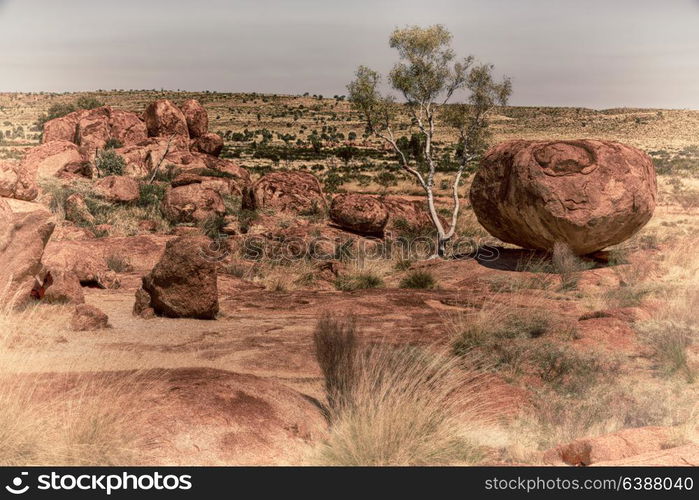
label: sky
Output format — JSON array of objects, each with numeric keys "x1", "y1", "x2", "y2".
[{"x1": 0, "y1": 0, "x2": 697, "y2": 109}]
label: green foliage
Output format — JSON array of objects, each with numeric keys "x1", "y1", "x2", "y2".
[
  {"x1": 95, "y1": 149, "x2": 126, "y2": 176},
  {"x1": 200, "y1": 214, "x2": 227, "y2": 239},
  {"x1": 104, "y1": 138, "x2": 123, "y2": 150},
  {"x1": 75, "y1": 95, "x2": 104, "y2": 110},
  {"x1": 138, "y1": 183, "x2": 166, "y2": 207}
]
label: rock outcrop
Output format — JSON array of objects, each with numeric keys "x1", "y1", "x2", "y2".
[
  {"x1": 144, "y1": 99, "x2": 189, "y2": 139},
  {"x1": 470, "y1": 139, "x2": 657, "y2": 254},
  {"x1": 0, "y1": 161, "x2": 38, "y2": 201}
]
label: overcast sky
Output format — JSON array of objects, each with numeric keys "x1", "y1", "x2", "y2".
[{"x1": 0, "y1": 0, "x2": 697, "y2": 109}]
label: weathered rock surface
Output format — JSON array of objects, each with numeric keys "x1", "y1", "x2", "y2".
[
  {"x1": 42, "y1": 271, "x2": 85, "y2": 304},
  {"x1": 542, "y1": 426, "x2": 674, "y2": 466},
  {"x1": 470, "y1": 139, "x2": 657, "y2": 254},
  {"x1": 42, "y1": 106, "x2": 147, "y2": 149},
  {"x1": 179, "y1": 99, "x2": 209, "y2": 138},
  {"x1": 190, "y1": 132, "x2": 223, "y2": 156},
  {"x1": 21, "y1": 140, "x2": 84, "y2": 179},
  {"x1": 0, "y1": 199, "x2": 55, "y2": 305},
  {"x1": 137, "y1": 235, "x2": 219, "y2": 319},
  {"x1": 329, "y1": 193, "x2": 389, "y2": 236},
  {"x1": 162, "y1": 183, "x2": 226, "y2": 223},
  {"x1": 144, "y1": 99, "x2": 189, "y2": 138},
  {"x1": 0, "y1": 161, "x2": 38, "y2": 201},
  {"x1": 94, "y1": 175, "x2": 140, "y2": 203},
  {"x1": 243, "y1": 171, "x2": 326, "y2": 214}
]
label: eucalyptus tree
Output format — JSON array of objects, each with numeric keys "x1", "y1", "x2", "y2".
[{"x1": 347, "y1": 25, "x2": 511, "y2": 257}]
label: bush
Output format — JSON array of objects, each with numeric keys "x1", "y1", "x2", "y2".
[
  {"x1": 399, "y1": 270, "x2": 436, "y2": 289},
  {"x1": 137, "y1": 183, "x2": 166, "y2": 207},
  {"x1": 104, "y1": 138, "x2": 123, "y2": 150},
  {"x1": 551, "y1": 242, "x2": 593, "y2": 291},
  {"x1": 334, "y1": 272, "x2": 384, "y2": 291},
  {"x1": 75, "y1": 95, "x2": 104, "y2": 110},
  {"x1": 313, "y1": 314, "x2": 358, "y2": 412},
  {"x1": 314, "y1": 315, "x2": 489, "y2": 465},
  {"x1": 636, "y1": 320, "x2": 695, "y2": 381},
  {"x1": 106, "y1": 254, "x2": 132, "y2": 273},
  {"x1": 95, "y1": 150, "x2": 125, "y2": 177}
]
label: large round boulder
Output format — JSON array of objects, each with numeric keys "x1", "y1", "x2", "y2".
[
  {"x1": 179, "y1": 99, "x2": 209, "y2": 138},
  {"x1": 243, "y1": 171, "x2": 326, "y2": 214},
  {"x1": 144, "y1": 99, "x2": 189, "y2": 138},
  {"x1": 137, "y1": 235, "x2": 219, "y2": 319},
  {"x1": 329, "y1": 193, "x2": 389, "y2": 236},
  {"x1": 469, "y1": 139, "x2": 657, "y2": 254}
]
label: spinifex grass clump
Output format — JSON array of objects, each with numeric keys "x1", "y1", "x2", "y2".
[{"x1": 313, "y1": 314, "x2": 491, "y2": 465}]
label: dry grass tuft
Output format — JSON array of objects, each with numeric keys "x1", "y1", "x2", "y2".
[
  {"x1": 313, "y1": 314, "x2": 491, "y2": 465},
  {"x1": 0, "y1": 283, "x2": 153, "y2": 465}
]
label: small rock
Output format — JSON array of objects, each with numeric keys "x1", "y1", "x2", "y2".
[{"x1": 70, "y1": 304, "x2": 109, "y2": 331}]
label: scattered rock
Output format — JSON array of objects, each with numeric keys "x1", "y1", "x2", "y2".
[
  {"x1": 133, "y1": 287, "x2": 155, "y2": 319},
  {"x1": 330, "y1": 193, "x2": 389, "y2": 236},
  {"x1": 94, "y1": 175, "x2": 140, "y2": 203},
  {"x1": 144, "y1": 99, "x2": 189, "y2": 138},
  {"x1": 70, "y1": 304, "x2": 109, "y2": 331},
  {"x1": 243, "y1": 171, "x2": 326, "y2": 214},
  {"x1": 543, "y1": 426, "x2": 674, "y2": 466},
  {"x1": 470, "y1": 139, "x2": 657, "y2": 254},
  {"x1": 179, "y1": 99, "x2": 209, "y2": 138},
  {"x1": 138, "y1": 235, "x2": 219, "y2": 319}
]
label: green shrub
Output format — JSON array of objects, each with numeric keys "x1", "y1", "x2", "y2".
[
  {"x1": 95, "y1": 150, "x2": 126, "y2": 176},
  {"x1": 104, "y1": 138, "x2": 123, "y2": 150},
  {"x1": 138, "y1": 183, "x2": 166, "y2": 207},
  {"x1": 75, "y1": 95, "x2": 104, "y2": 110}
]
